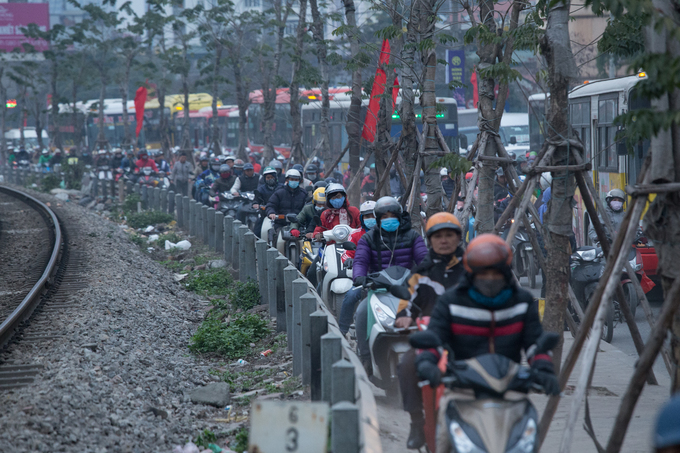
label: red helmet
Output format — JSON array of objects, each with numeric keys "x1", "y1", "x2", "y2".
[{"x1": 463, "y1": 234, "x2": 512, "y2": 275}]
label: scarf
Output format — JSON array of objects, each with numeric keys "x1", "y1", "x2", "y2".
[
  {"x1": 325, "y1": 208, "x2": 348, "y2": 226},
  {"x1": 468, "y1": 287, "x2": 513, "y2": 308}
]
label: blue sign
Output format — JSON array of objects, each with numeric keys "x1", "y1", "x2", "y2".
[{"x1": 446, "y1": 49, "x2": 465, "y2": 108}]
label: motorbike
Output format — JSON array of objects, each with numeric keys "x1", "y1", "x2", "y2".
[
  {"x1": 505, "y1": 220, "x2": 537, "y2": 289},
  {"x1": 358, "y1": 266, "x2": 415, "y2": 397},
  {"x1": 410, "y1": 330, "x2": 560, "y2": 453},
  {"x1": 301, "y1": 237, "x2": 324, "y2": 287},
  {"x1": 217, "y1": 191, "x2": 242, "y2": 218},
  {"x1": 261, "y1": 212, "x2": 301, "y2": 265},
  {"x1": 317, "y1": 224, "x2": 356, "y2": 316},
  {"x1": 236, "y1": 191, "x2": 259, "y2": 229},
  {"x1": 97, "y1": 165, "x2": 113, "y2": 181}
]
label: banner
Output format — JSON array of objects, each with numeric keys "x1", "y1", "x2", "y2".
[
  {"x1": 134, "y1": 87, "x2": 148, "y2": 137},
  {"x1": 0, "y1": 4, "x2": 49, "y2": 52},
  {"x1": 446, "y1": 49, "x2": 466, "y2": 108},
  {"x1": 361, "y1": 40, "x2": 400, "y2": 143}
]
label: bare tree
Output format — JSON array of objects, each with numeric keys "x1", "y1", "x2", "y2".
[
  {"x1": 308, "y1": 0, "x2": 332, "y2": 173},
  {"x1": 288, "y1": 0, "x2": 308, "y2": 166}
]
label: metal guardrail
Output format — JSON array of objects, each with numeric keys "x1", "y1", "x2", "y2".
[
  {"x1": 0, "y1": 165, "x2": 382, "y2": 453},
  {"x1": 0, "y1": 184, "x2": 63, "y2": 349}
]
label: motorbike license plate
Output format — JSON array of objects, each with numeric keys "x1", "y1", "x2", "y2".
[{"x1": 525, "y1": 246, "x2": 533, "y2": 251}]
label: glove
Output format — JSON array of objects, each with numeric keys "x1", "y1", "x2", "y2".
[
  {"x1": 344, "y1": 258, "x2": 354, "y2": 269},
  {"x1": 416, "y1": 359, "x2": 441, "y2": 388},
  {"x1": 531, "y1": 360, "x2": 560, "y2": 395},
  {"x1": 290, "y1": 229, "x2": 300, "y2": 238},
  {"x1": 353, "y1": 276, "x2": 366, "y2": 287}
]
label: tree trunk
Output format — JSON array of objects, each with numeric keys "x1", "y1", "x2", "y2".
[
  {"x1": 50, "y1": 59, "x2": 62, "y2": 152},
  {"x1": 0, "y1": 67, "x2": 6, "y2": 162},
  {"x1": 158, "y1": 86, "x2": 170, "y2": 152},
  {"x1": 181, "y1": 76, "x2": 191, "y2": 150},
  {"x1": 19, "y1": 85, "x2": 27, "y2": 150},
  {"x1": 308, "y1": 0, "x2": 331, "y2": 174},
  {"x1": 540, "y1": 0, "x2": 577, "y2": 370},
  {"x1": 289, "y1": 0, "x2": 308, "y2": 166},
  {"x1": 121, "y1": 57, "x2": 132, "y2": 148},
  {"x1": 72, "y1": 80, "x2": 79, "y2": 149},
  {"x1": 34, "y1": 97, "x2": 44, "y2": 151},
  {"x1": 341, "y1": 0, "x2": 363, "y2": 206},
  {"x1": 211, "y1": 44, "x2": 223, "y2": 156},
  {"x1": 232, "y1": 52, "x2": 250, "y2": 161},
  {"x1": 97, "y1": 74, "x2": 107, "y2": 147}
]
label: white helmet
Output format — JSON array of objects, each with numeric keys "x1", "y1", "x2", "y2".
[
  {"x1": 285, "y1": 169, "x2": 301, "y2": 179},
  {"x1": 360, "y1": 200, "x2": 376, "y2": 214},
  {"x1": 540, "y1": 172, "x2": 552, "y2": 190},
  {"x1": 440, "y1": 168, "x2": 448, "y2": 176}
]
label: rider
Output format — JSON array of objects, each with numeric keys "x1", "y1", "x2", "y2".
[
  {"x1": 414, "y1": 234, "x2": 559, "y2": 449},
  {"x1": 16, "y1": 147, "x2": 30, "y2": 162},
  {"x1": 313, "y1": 183, "x2": 361, "y2": 239},
  {"x1": 440, "y1": 168, "x2": 455, "y2": 200},
  {"x1": 196, "y1": 157, "x2": 221, "y2": 205},
  {"x1": 233, "y1": 158, "x2": 244, "y2": 177},
  {"x1": 120, "y1": 150, "x2": 136, "y2": 171},
  {"x1": 111, "y1": 149, "x2": 124, "y2": 169},
  {"x1": 337, "y1": 200, "x2": 376, "y2": 335},
  {"x1": 352, "y1": 197, "x2": 428, "y2": 373},
  {"x1": 66, "y1": 148, "x2": 79, "y2": 166},
  {"x1": 38, "y1": 149, "x2": 51, "y2": 167},
  {"x1": 294, "y1": 187, "x2": 326, "y2": 238},
  {"x1": 230, "y1": 162, "x2": 259, "y2": 195},
  {"x1": 305, "y1": 164, "x2": 320, "y2": 185},
  {"x1": 361, "y1": 164, "x2": 377, "y2": 197},
  {"x1": 209, "y1": 164, "x2": 237, "y2": 201},
  {"x1": 655, "y1": 394, "x2": 680, "y2": 453},
  {"x1": 265, "y1": 168, "x2": 307, "y2": 232},
  {"x1": 135, "y1": 149, "x2": 158, "y2": 172},
  {"x1": 588, "y1": 188, "x2": 626, "y2": 244},
  {"x1": 394, "y1": 212, "x2": 465, "y2": 449},
  {"x1": 154, "y1": 151, "x2": 171, "y2": 173},
  {"x1": 253, "y1": 166, "x2": 282, "y2": 237}
]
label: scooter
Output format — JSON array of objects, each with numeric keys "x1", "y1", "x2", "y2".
[
  {"x1": 507, "y1": 221, "x2": 537, "y2": 289},
  {"x1": 359, "y1": 266, "x2": 415, "y2": 397},
  {"x1": 318, "y1": 224, "x2": 356, "y2": 316},
  {"x1": 261, "y1": 213, "x2": 301, "y2": 265},
  {"x1": 217, "y1": 191, "x2": 241, "y2": 218},
  {"x1": 411, "y1": 330, "x2": 560, "y2": 453},
  {"x1": 300, "y1": 237, "x2": 324, "y2": 287},
  {"x1": 236, "y1": 191, "x2": 259, "y2": 230}
]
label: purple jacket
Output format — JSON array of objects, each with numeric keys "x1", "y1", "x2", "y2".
[{"x1": 353, "y1": 214, "x2": 428, "y2": 279}]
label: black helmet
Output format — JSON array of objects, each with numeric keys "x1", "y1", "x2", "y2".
[
  {"x1": 243, "y1": 163, "x2": 254, "y2": 171},
  {"x1": 306, "y1": 164, "x2": 318, "y2": 174},
  {"x1": 374, "y1": 196, "x2": 402, "y2": 224},
  {"x1": 313, "y1": 180, "x2": 328, "y2": 190}
]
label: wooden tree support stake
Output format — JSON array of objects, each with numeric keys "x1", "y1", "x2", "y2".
[
  {"x1": 373, "y1": 135, "x2": 404, "y2": 199},
  {"x1": 625, "y1": 182, "x2": 680, "y2": 196},
  {"x1": 345, "y1": 147, "x2": 373, "y2": 196}
]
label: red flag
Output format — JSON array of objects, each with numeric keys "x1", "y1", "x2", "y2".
[
  {"x1": 470, "y1": 67, "x2": 478, "y2": 108},
  {"x1": 362, "y1": 40, "x2": 400, "y2": 143},
  {"x1": 640, "y1": 272, "x2": 656, "y2": 293},
  {"x1": 134, "y1": 86, "x2": 148, "y2": 138}
]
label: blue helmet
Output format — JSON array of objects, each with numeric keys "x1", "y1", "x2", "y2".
[{"x1": 655, "y1": 395, "x2": 680, "y2": 449}]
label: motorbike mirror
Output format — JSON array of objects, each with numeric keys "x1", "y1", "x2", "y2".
[
  {"x1": 409, "y1": 331, "x2": 441, "y2": 349},
  {"x1": 533, "y1": 332, "x2": 560, "y2": 355},
  {"x1": 286, "y1": 213, "x2": 298, "y2": 223},
  {"x1": 342, "y1": 241, "x2": 356, "y2": 251},
  {"x1": 390, "y1": 285, "x2": 412, "y2": 300}
]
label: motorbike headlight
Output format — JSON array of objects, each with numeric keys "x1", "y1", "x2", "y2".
[
  {"x1": 630, "y1": 257, "x2": 642, "y2": 272},
  {"x1": 507, "y1": 418, "x2": 536, "y2": 453},
  {"x1": 373, "y1": 301, "x2": 395, "y2": 329},
  {"x1": 225, "y1": 193, "x2": 234, "y2": 200},
  {"x1": 578, "y1": 249, "x2": 597, "y2": 261},
  {"x1": 449, "y1": 421, "x2": 486, "y2": 453},
  {"x1": 247, "y1": 193, "x2": 255, "y2": 200}
]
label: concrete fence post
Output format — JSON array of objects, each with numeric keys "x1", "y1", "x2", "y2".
[
  {"x1": 215, "y1": 211, "x2": 224, "y2": 253},
  {"x1": 189, "y1": 200, "x2": 197, "y2": 236},
  {"x1": 161, "y1": 189, "x2": 168, "y2": 213},
  {"x1": 292, "y1": 279, "x2": 309, "y2": 376},
  {"x1": 202, "y1": 205, "x2": 210, "y2": 244},
  {"x1": 153, "y1": 187, "x2": 161, "y2": 210},
  {"x1": 231, "y1": 220, "x2": 243, "y2": 275},
  {"x1": 283, "y1": 265, "x2": 297, "y2": 348},
  {"x1": 309, "y1": 311, "x2": 328, "y2": 401},
  {"x1": 207, "y1": 207, "x2": 216, "y2": 248},
  {"x1": 266, "y1": 248, "x2": 279, "y2": 318},
  {"x1": 244, "y1": 232, "x2": 257, "y2": 281},
  {"x1": 331, "y1": 402, "x2": 359, "y2": 453},
  {"x1": 126, "y1": 181, "x2": 134, "y2": 198},
  {"x1": 167, "y1": 190, "x2": 174, "y2": 215},
  {"x1": 182, "y1": 196, "x2": 190, "y2": 232},
  {"x1": 119, "y1": 179, "x2": 126, "y2": 203},
  {"x1": 176, "y1": 194, "x2": 184, "y2": 227},
  {"x1": 224, "y1": 216, "x2": 234, "y2": 264},
  {"x1": 140, "y1": 184, "x2": 148, "y2": 209},
  {"x1": 321, "y1": 332, "x2": 343, "y2": 403},
  {"x1": 300, "y1": 297, "x2": 319, "y2": 385},
  {"x1": 275, "y1": 256, "x2": 287, "y2": 329},
  {"x1": 256, "y1": 240, "x2": 268, "y2": 303},
  {"x1": 238, "y1": 225, "x2": 248, "y2": 280},
  {"x1": 331, "y1": 360, "x2": 356, "y2": 405}
]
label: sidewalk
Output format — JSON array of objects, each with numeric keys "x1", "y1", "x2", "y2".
[{"x1": 534, "y1": 334, "x2": 671, "y2": 453}]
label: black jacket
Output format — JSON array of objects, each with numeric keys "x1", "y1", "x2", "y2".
[
  {"x1": 425, "y1": 276, "x2": 545, "y2": 364},
  {"x1": 239, "y1": 174, "x2": 260, "y2": 192},
  {"x1": 265, "y1": 184, "x2": 308, "y2": 224},
  {"x1": 210, "y1": 175, "x2": 237, "y2": 197}
]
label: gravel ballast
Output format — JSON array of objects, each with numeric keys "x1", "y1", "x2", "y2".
[{"x1": 0, "y1": 189, "x2": 261, "y2": 452}]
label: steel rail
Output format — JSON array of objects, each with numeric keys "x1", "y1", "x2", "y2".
[{"x1": 0, "y1": 185, "x2": 62, "y2": 349}]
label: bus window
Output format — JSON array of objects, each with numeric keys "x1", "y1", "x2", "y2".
[
  {"x1": 570, "y1": 101, "x2": 591, "y2": 162},
  {"x1": 597, "y1": 96, "x2": 618, "y2": 172}
]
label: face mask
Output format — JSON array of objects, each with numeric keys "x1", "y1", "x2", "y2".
[
  {"x1": 381, "y1": 217, "x2": 399, "y2": 232},
  {"x1": 315, "y1": 205, "x2": 324, "y2": 212},
  {"x1": 610, "y1": 200, "x2": 623, "y2": 211},
  {"x1": 221, "y1": 172, "x2": 231, "y2": 179},
  {"x1": 330, "y1": 197, "x2": 345, "y2": 209},
  {"x1": 266, "y1": 178, "x2": 277, "y2": 187},
  {"x1": 288, "y1": 180, "x2": 300, "y2": 189},
  {"x1": 473, "y1": 277, "x2": 506, "y2": 298},
  {"x1": 364, "y1": 218, "x2": 376, "y2": 229}
]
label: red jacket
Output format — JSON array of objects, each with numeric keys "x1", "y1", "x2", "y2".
[
  {"x1": 313, "y1": 206, "x2": 361, "y2": 236},
  {"x1": 341, "y1": 227, "x2": 366, "y2": 263},
  {"x1": 136, "y1": 158, "x2": 158, "y2": 172}
]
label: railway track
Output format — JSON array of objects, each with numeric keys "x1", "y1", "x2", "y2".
[{"x1": 0, "y1": 186, "x2": 63, "y2": 389}]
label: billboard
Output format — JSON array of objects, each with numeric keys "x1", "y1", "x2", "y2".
[
  {"x1": 446, "y1": 49, "x2": 466, "y2": 108},
  {"x1": 0, "y1": 3, "x2": 50, "y2": 52}
]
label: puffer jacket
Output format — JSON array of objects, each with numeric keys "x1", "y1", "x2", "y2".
[
  {"x1": 254, "y1": 182, "x2": 281, "y2": 206},
  {"x1": 313, "y1": 196, "x2": 361, "y2": 236},
  {"x1": 352, "y1": 212, "x2": 428, "y2": 279},
  {"x1": 265, "y1": 184, "x2": 308, "y2": 225},
  {"x1": 588, "y1": 204, "x2": 625, "y2": 243},
  {"x1": 423, "y1": 275, "x2": 547, "y2": 364},
  {"x1": 210, "y1": 175, "x2": 237, "y2": 197}
]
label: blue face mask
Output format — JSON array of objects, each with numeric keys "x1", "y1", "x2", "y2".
[
  {"x1": 381, "y1": 217, "x2": 400, "y2": 232},
  {"x1": 288, "y1": 180, "x2": 299, "y2": 189},
  {"x1": 363, "y1": 218, "x2": 376, "y2": 229},
  {"x1": 330, "y1": 196, "x2": 345, "y2": 209},
  {"x1": 315, "y1": 205, "x2": 324, "y2": 212}
]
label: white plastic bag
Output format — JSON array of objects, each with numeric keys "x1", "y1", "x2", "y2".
[{"x1": 165, "y1": 239, "x2": 192, "y2": 250}]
